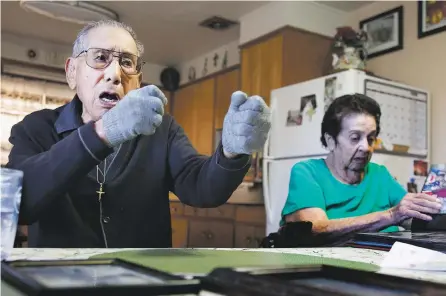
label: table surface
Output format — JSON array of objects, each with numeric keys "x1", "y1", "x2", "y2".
[{"x1": 5, "y1": 247, "x2": 446, "y2": 284}]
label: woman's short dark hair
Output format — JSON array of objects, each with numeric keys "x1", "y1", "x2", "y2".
[{"x1": 320, "y1": 93, "x2": 381, "y2": 147}]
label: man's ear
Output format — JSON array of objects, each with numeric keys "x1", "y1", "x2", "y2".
[
  {"x1": 65, "y1": 58, "x2": 76, "y2": 90},
  {"x1": 324, "y1": 133, "x2": 336, "y2": 152}
]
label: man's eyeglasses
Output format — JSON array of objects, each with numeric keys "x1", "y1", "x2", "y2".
[{"x1": 76, "y1": 48, "x2": 145, "y2": 75}]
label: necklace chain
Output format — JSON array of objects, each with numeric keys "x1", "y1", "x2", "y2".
[{"x1": 96, "y1": 144, "x2": 122, "y2": 185}]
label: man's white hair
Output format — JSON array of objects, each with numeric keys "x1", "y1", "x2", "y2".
[{"x1": 72, "y1": 20, "x2": 144, "y2": 57}]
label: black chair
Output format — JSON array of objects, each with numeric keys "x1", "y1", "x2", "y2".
[{"x1": 13, "y1": 228, "x2": 27, "y2": 248}]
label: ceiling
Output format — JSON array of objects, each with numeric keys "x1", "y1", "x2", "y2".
[
  {"x1": 1, "y1": 1, "x2": 373, "y2": 66},
  {"x1": 316, "y1": 1, "x2": 374, "y2": 12}
]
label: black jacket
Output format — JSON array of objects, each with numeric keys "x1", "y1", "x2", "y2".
[{"x1": 6, "y1": 96, "x2": 250, "y2": 248}]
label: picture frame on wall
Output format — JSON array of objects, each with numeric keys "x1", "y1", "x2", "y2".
[
  {"x1": 359, "y1": 6, "x2": 403, "y2": 59},
  {"x1": 418, "y1": 0, "x2": 446, "y2": 39}
]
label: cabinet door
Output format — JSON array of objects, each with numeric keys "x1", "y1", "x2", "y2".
[
  {"x1": 172, "y1": 84, "x2": 196, "y2": 146},
  {"x1": 164, "y1": 90, "x2": 172, "y2": 114},
  {"x1": 241, "y1": 35, "x2": 283, "y2": 106},
  {"x1": 172, "y1": 78, "x2": 215, "y2": 156},
  {"x1": 234, "y1": 224, "x2": 265, "y2": 248},
  {"x1": 188, "y1": 220, "x2": 234, "y2": 248},
  {"x1": 194, "y1": 78, "x2": 215, "y2": 155},
  {"x1": 171, "y1": 218, "x2": 188, "y2": 248},
  {"x1": 215, "y1": 69, "x2": 240, "y2": 130}
]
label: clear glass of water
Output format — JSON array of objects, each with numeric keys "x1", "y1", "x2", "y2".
[{"x1": 1, "y1": 167, "x2": 23, "y2": 260}]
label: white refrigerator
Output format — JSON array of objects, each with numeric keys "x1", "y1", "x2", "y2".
[{"x1": 262, "y1": 69, "x2": 431, "y2": 236}]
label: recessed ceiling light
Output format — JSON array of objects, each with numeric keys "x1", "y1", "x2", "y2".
[
  {"x1": 19, "y1": 1, "x2": 119, "y2": 25},
  {"x1": 199, "y1": 16, "x2": 238, "y2": 31}
]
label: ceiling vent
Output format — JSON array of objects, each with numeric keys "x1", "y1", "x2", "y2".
[
  {"x1": 199, "y1": 16, "x2": 238, "y2": 31},
  {"x1": 19, "y1": 1, "x2": 119, "y2": 25}
]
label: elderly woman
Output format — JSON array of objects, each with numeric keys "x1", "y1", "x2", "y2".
[{"x1": 281, "y1": 94, "x2": 442, "y2": 241}]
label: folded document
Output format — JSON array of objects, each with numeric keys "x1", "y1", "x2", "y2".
[{"x1": 380, "y1": 241, "x2": 446, "y2": 271}]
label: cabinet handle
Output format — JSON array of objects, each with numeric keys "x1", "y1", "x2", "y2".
[
  {"x1": 202, "y1": 231, "x2": 214, "y2": 240},
  {"x1": 255, "y1": 238, "x2": 262, "y2": 247}
]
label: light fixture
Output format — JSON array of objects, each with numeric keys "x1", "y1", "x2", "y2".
[
  {"x1": 199, "y1": 16, "x2": 238, "y2": 31},
  {"x1": 19, "y1": 1, "x2": 119, "y2": 25}
]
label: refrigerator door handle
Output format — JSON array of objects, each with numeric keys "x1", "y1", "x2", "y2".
[
  {"x1": 263, "y1": 130, "x2": 271, "y2": 159},
  {"x1": 262, "y1": 159, "x2": 273, "y2": 230}
]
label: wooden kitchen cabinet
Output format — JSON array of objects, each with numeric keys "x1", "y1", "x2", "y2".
[
  {"x1": 188, "y1": 220, "x2": 234, "y2": 248},
  {"x1": 235, "y1": 224, "x2": 265, "y2": 248},
  {"x1": 171, "y1": 218, "x2": 188, "y2": 248},
  {"x1": 173, "y1": 83, "x2": 196, "y2": 143},
  {"x1": 241, "y1": 34, "x2": 284, "y2": 106},
  {"x1": 170, "y1": 200, "x2": 265, "y2": 248},
  {"x1": 172, "y1": 78, "x2": 215, "y2": 156},
  {"x1": 164, "y1": 90, "x2": 172, "y2": 114},
  {"x1": 214, "y1": 68, "x2": 240, "y2": 129},
  {"x1": 194, "y1": 78, "x2": 215, "y2": 156},
  {"x1": 241, "y1": 26, "x2": 332, "y2": 106}
]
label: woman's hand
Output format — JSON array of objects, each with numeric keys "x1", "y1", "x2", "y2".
[{"x1": 389, "y1": 193, "x2": 442, "y2": 223}]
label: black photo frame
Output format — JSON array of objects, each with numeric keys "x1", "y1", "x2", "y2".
[
  {"x1": 359, "y1": 6, "x2": 404, "y2": 59},
  {"x1": 418, "y1": 0, "x2": 446, "y2": 39},
  {"x1": 201, "y1": 265, "x2": 446, "y2": 296},
  {"x1": 1, "y1": 259, "x2": 200, "y2": 296}
]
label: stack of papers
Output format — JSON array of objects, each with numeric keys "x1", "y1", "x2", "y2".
[{"x1": 380, "y1": 242, "x2": 446, "y2": 271}]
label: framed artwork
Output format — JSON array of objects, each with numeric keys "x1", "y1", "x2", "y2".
[
  {"x1": 359, "y1": 6, "x2": 404, "y2": 59},
  {"x1": 418, "y1": 0, "x2": 446, "y2": 38}
]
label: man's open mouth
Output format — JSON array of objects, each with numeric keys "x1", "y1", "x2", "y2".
[{"x1": 99, "y1": 92, "x2": 120, "y2": 104}]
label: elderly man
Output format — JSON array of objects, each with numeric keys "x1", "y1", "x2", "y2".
[{"x1": 6, "y1": 20, "x2": 271, "y2": 248}]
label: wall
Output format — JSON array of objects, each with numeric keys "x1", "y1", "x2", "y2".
[
  {"x1": 1, "y1": 32, "x2": 166, "y2": 86},
  {"x1": 176, "y1": 40, "x2": 240, "y2": 85},
  {"x1": 176, "y1": 1, "x2": 347, "y2": 86},
  {"x1": 347, "y1": 1, "x2": 446, "y2": 164},
  {"x1": 239, "y1": 1, "x2": 347, "y2": 44}
]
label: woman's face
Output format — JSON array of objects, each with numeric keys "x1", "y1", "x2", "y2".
[{"x1": 329, "y1": 113, "x2": 377, "y2": 172}]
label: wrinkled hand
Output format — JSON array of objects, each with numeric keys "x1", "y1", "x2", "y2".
[
  {"x1": 222, "y1": 91, "x2": 271, "y2": 156},
  {"x1": 102, "y1": 85, "x2": 167, "y2": 147},
  {"x1": 389, "y1": 193, "x2": 442, "y2": 223}
]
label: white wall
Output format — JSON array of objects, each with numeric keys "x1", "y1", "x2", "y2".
[
  {"x1": 176, "y1": 39, "x2": 240, "y2": 86},
  {"x1": 174, "y1": 2, "x2": 347, "y2": 86},
  {"x1": 239, "y1": 1, "x2": 347, "y2": 45},
  {"x1": 347, "y1": 1, "x2": 446, "y2": 164}
]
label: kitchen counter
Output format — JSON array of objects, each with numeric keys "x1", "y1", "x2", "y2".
[{"x1": 5, "y1": 247, "x2": 446, "y2": 284}]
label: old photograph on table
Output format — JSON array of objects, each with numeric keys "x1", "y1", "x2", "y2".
[
  {"x1": 360, "y1": 6, "x2": 403, "y2": 59},
  {"x1": 16, "y1": 264, "x2": 165, "y2": 288}
]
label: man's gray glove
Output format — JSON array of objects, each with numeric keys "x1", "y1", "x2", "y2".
[
  {"x1": 102, "y1": 85, "x2": 167, "y2": 147},
  {"x1": 222, "y1": 91, "x2": 271, "y2": 155}
]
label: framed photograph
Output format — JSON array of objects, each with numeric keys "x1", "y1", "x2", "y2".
[
  {"x1": 359, "y1": 6, "x2": 403, "y2": 59},
  {"x1": 201, "y1": 265, "x2": 446, "y2": 296},
  {"x1": 1, "y1": 259, "x2": 200, "y2": 295},
  {"x1": 418, "y1": 0, "x2": 446, "y2": 38}
]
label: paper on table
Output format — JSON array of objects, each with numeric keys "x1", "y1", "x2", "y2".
[{"x1": 380, "y1": 242, "x2": 446, "y2": 271}]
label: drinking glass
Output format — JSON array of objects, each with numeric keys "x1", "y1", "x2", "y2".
[{"x1": 1, "y1": 167, "x2": 23, "y2": 260}]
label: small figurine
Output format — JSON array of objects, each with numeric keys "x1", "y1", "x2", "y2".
[
  {"x1": 331, "y1": 26, "x2": 368, "y2": 72},
  {"x1": 188, "y1": 67, "x2": 196, "y2": 81},
  {"x1": 202, "y1": 58, "x2": 208, "y2": 76},
  {"x1": 213, "y1": 53, "x2": 219, "y2": 68},
  {"x1": 222, "y1": 50, "x2": 228, "y2": 69}
]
